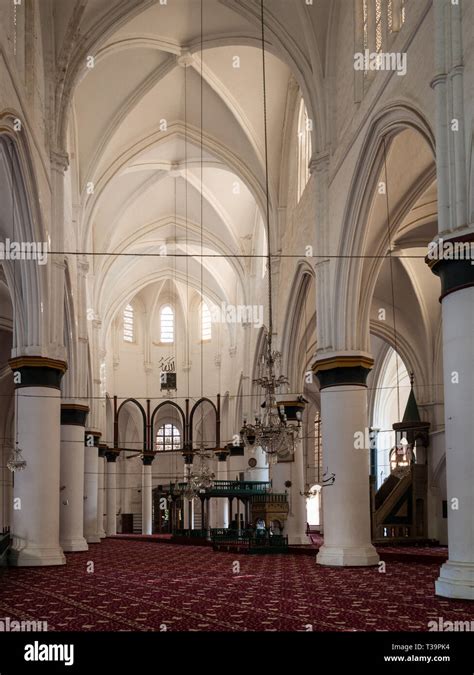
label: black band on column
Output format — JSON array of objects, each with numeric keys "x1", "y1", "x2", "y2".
[
  {"x1": 105, "y1": 449, "x2": 120, "y2": 463},
  {"x1": 278, "y1": 399, "x2": 306, "y2": 421},
  {"x1": 142, "y1": 452, "x2": 156, "y2": 466},
  {"x1": 98, "y1": 443, "x2": 108, "y2": 458},
  {"x1": 313, "y1": 356, "x2": 373, "y2": 390},
  {"x1": 9, "y1": 356, "x2": 67, "y2": 390},
  {"x1": 61, "y1": 404, "x2": 89, "y2": 426},
  {"x1": 427, "y1": 235, "x2": 474, "y2": 300}
]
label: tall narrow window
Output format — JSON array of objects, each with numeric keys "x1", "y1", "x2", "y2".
[
  {"x1": 123, "y1": 304, "x2": 134, "y2": 342},
  {"x1": 160, "y1": 305, "x2": 174, "y2": 343},
  {"x1": 156, "y1": 424, "x2": 181, "y2": 452},
  {"x1": 297, "y1": 98, "x2": 312, "y2": 202},
  {"x1": 375, "y1": 0, "x2": 383, "y2": 53},
  {"x1": 201, "y1": 302, "x2": 212, "y2": 341}
]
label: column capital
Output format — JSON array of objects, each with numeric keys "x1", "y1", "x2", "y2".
[
  {"x1": 426, "y1": 233, "x2": 474, "y2": 300},
  {"x1": 61, "y1": 404, "x2": 89, "y2": 427},
  {"x1": 98, "y1": 443, "x2": 108, "y2": 458},
  {"x1": 312, "y1": 352, "x2": 374, "y2": 390},
  {"x1": 278, "y1": 397, "x2": 307, "y2": 421},
  {"x1": 105, "y1": 449, "x2": 120, "y2": 463},
  {"x1": 85, "y1": 430, "x2": 101, "y2": 447},
  {"x1": 9, "y1": 356, "x2": 67, "y2": 389},
  {"x1": 142, "y1": 452, "x2": 156, "y2": 466}
]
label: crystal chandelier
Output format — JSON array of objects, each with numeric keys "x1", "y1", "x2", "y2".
[
  {"x1": 7, "y1": 442, "x2": 27, "y2": 472},
  {"x1": 181, "y1": 445, "x2": 215, "y2": 499},
  {"x1": 241, "y1": 334, "x2": 301, "y2": 464}
]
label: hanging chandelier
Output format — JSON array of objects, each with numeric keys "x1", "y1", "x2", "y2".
[
  {"x1": 181, "y1": 445, "x2": 215, "y2": 499},
  {"x1": 240, "y1": 0, "x2": 302, "y2": 464},
  {"x1": 241, "y1": 334, "x2": 301, "y2": 463},
  {"x1": 7, "y1": 442, "x2": 27, "y2": 472}
]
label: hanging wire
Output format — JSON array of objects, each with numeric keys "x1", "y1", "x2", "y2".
[{"x1": 260, "y1": 0, "x2": 273, "y2": 350}]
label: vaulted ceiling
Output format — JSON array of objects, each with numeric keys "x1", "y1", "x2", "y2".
[{"x1": 60, "y1": 0, "x2": 328, "y2": 335}]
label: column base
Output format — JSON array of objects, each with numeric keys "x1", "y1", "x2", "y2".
[
  {"x1": 9, "y1": 545, "x2": 66, "y2": 567},
  {"x1": 85, "y1": 534, "x2": 101, "y2": 544},
  {"x1": 60, "y1": 537, "x2": 89, "y2": 552},
  {"x1": 288, "y1": 534, "x2": 311, "y2": 545},
  {"x1": 435, "y1": 561, "x2": 474, "y2": 600},
  {"x1": 317, "y1": 544, "x2": 379, "y2": 567},
  {"x1": 99, "y1": 530, "x2": 106, "y2": 539}
]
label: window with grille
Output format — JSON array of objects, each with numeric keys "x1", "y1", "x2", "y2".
[
  {"x1": 160, "y1": 305, "x2": 174, "y2": 343},
  {"x1": 297, "y1": 98, "x2": 312, "y2": 202},
  {"x1": 362, "y1": 0, "x2": 407, "y2": 70},
  {"x1": 201, "y1": 302, "x2": 212, "y2": 341},
  {"x1": 156, "y1": 424, "x2": 181, "y2": 452},
  {"x1": 123, "y1": 304, "x2": 134, "y2": 342}
]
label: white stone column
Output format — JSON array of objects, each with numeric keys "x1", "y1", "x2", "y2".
[
  {"x1": 433, "y1": 276, "x2": 474, "y2": 598},
  {"x1": 215, "y1": 451, "x2": 229, "y2": 528},
  {"x1": 314, "y1": 354, "x2": 379, "y2": 566},
  {"x1": 142, "y1": 454, "x2": 154, "y2": 535},
  {"x1": 106, "y1": 450, "x2": 119, "y2": 536},
  {"x1": 9, "y1": 357, "x2": 67, "y2": 566},
  {"x1": 84, "y1": 431, "x2": 101, "y2": 543},
  {"x1": 59, "y1": 405, "x2": 89, "y2": 552},
  {"x1": 286, "y1": 433, "x2": 309, "y2": 546},
  {"x1": 97, "y1": 446, "x2": 106, "y2": 538}
]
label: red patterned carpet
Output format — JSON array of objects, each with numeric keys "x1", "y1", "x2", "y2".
[{"x1": 1, "y1": 539, "x2": 472, "y2": 632}]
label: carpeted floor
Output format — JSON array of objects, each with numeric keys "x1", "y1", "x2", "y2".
[{"x1": 1, "y1": 539, "x2": 472, "y2": 632}]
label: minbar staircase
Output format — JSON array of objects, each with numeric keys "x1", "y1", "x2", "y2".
[
  {"x1": 371, "y1": 376, "x2": 435, "y2": 546},
  {"x1": 371, "y1": 464, "x2": 430, "y2": 544}
]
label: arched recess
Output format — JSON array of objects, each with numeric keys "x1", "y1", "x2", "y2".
[
  {"x1": 370, "y1": 340, "x2": 410, "y2": 488},
  {"x1": 190, "y1": 398, "x2": 218, "y2": 449},
  {"x1": 333, "y1": 103, "x2": 436, "y2": 354},
  {"x1": 0, "y1": 125, "x2": 45, "y2": 353},
  {"x1": 115, "y1": 398, "x2": 147, "y2": 451},
  {"x1": 151, "y1": 401, "x2": 186, "y2": 450},
  {"x1": 280, "y1": 260, "x2": 316, "y2": 391}
]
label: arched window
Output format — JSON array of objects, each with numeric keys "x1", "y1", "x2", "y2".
[
  {"x1": 201, "y1": 302, "x2": 212, "y2": 341},
  {"x1": 297, "y1": 98, "x2": 312, "y2": 202},
  {"x1": 160, "y1": 305, "x2": 174, "y2": 343},
  {"x1": 123, "y1": 304, "x2": 134, "y2": 342},
  {"x1": 156, "y1": 424, "x2": 181, "y2": 452}
]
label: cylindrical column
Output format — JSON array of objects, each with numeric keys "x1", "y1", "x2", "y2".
[
  {"x1": 84, "y1": 431, "x2": 101, "y2": 543},
  {"x1": 215, "y1": 451, "x2": 229, "y2": 528},
  {"x1": 142, "y1": 453, "x2": 154, "y2": 535},
  {"x1": 60, "y1": 404, "x2": 89, "y2": 552},
  {"x1": 105, "y1": 450, "x2": 119, "y2": 536},
  {"x1": 8, "y1": 357, "x2": 67, "y2": 566},
  {"x1": 97, "y1": 445, "x2": 107, "y2": 538},
  {"x1": 313, "y1": 354, "x2": 379, "y2": 566},
  {"x1": 271, "y1": 400, "x2": 308, "y2": 545},
  {"x1": 429, "y1": 244, "x2": 474, "y2": 598}
]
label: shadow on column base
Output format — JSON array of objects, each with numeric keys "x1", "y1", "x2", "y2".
[
  {"x1": 60, "y1": 537, "x2": 89, "y2": 552},
  {"x1": 85, "y1": 534, "x2": 101, "y2": 544},
  {"x1": 436, "y1": 561, "x2": 474, "y2": 600},
  {"x1": 317, "y1": 544, "x2": 379, "y2": 567},
  {"x1": 98, "y1": 531, "x2": 106, "y2": 539},
  {"x1": 288, "y1": 534, "x2": 311, "y2": 545},
  {"x1": 9, "y1": 545, "x2": 66, "y2": 567}
]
